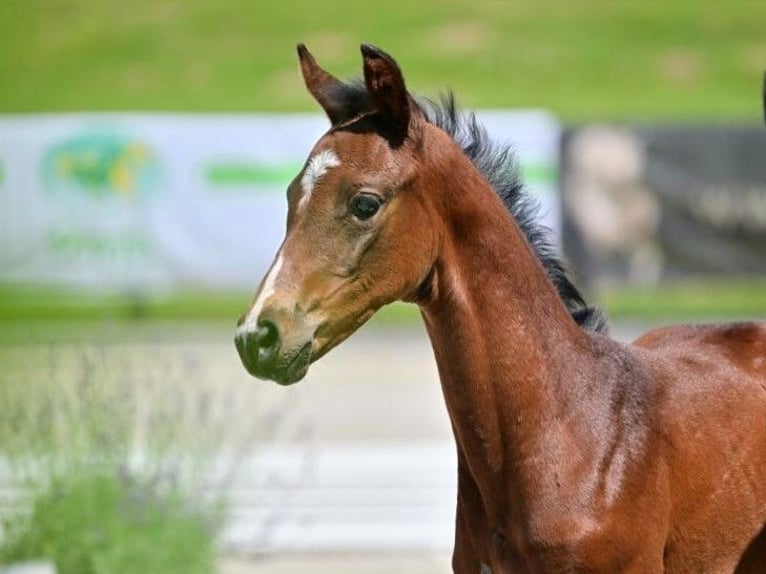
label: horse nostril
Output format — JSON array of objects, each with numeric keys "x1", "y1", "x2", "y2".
[{"x1": 255, "y1": 319, "x2": 280, "y2": 350}]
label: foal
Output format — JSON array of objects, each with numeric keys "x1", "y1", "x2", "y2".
[{"x1": 235, "y1": 44, "x2": 766, "y2": 573}]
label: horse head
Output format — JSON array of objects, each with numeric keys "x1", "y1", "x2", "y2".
[{"x1": 235, "y1": 44, "x2": 443, "y2": 384}]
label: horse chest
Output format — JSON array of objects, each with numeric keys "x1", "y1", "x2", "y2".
[
  {"x1": 483, "y1": 519, "x2": 605, "y2": 573},
  {"x1": 468, "y1": 487, "x2": 664, "y2": 573},
  {"x1": 482, "y1": 527, "x2": 640, "y2": 574}
]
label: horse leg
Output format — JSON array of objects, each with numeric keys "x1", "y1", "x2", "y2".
[
  {"x1": 453, "y1": 504, "x2": 482, "y2": 573},
  {"x1": 734, "y1": 524, "x2": 766, "y2": 573},
  {"x1": 452, "y1": 462, "x2": 488, "y2": 573}
]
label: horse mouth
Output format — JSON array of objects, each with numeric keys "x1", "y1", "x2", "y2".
[
  {"x1": 276, "y1": 342, "x2": 313, "y2": 385},
  {"x1": 237, "y1": 339, "x2": 313, "y2": 386}
]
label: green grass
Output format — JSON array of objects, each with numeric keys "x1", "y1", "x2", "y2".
[
  {"x1": 0, "y1": 285, "x2": 246, "y2": 322},
  {"x1": 0, "y1": 284, "x2": 420, "y2": 327},
  {"x1": 599, "y1": 279, "x2": 766, "y2": 321},
  {"x1": 1, "y1": 280, "x2": 765, "y2": 341},
  {"x1": 0, "y1": 473, "x2": 216, "y2": 574},
  {"x1": 1, "y1": 1, "x2": 765, "y2": 120}
]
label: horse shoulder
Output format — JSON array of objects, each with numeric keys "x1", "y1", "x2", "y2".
[{"x1": 509, "y1": 336, "x2": 671, "y2": 569}]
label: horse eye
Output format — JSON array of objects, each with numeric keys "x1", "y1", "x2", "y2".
[{"x1": 350, "y1": 194, "x2": 382, "y2": 220}]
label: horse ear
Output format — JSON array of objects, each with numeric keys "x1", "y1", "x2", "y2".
[
  {"x1": 297, "y1": 44, "x2": 355, "y2": 125},
  {"x1": 361, "y1": 44, "x2": 411, "y2": 141}
]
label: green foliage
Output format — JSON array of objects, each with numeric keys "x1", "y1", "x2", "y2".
[
  {"x1": 0, "y1": 0, "x2": 764, "y2": 120},
  {"x1": 0, "y1": 472, "x2": 216, "y2": 574}
]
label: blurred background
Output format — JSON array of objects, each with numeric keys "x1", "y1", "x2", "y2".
[{"x1": 1, "y1": 2, "x2": 765, "y2": 573}]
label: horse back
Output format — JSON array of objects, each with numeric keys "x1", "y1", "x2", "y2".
[{"x1": 634, "y1": 321, "x2": 766, "y2": 378}]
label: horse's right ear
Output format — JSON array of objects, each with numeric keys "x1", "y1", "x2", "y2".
[
  {"x1": 361, "y1": 44, "x2": 411, "y2": 143},
  {"x1": 297, "y1": 44, "x2": 365, "y2": 125}
]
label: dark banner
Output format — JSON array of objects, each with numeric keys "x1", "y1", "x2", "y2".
[{"x1": 562, "y1": 125, "x2": 766, "y2": 285}]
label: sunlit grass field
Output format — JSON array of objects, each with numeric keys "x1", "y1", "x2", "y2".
[
  {"x1": 1, "y1": 279, "x2": 765, "y2": 341},
  {"x1": 1, "y1": 0, "x2": 765, "y2": 120}
]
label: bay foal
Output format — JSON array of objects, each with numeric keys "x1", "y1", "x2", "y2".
[{"x1": 235, "y1": 44, "x2": 766, "y2": 572}]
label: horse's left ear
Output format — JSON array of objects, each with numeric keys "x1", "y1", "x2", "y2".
[
  {"x1": 361, "y1": 44, "x2": 412, "y2": 142},
  {"x1": 298, "y1": 43, "x2": 371, "y2": 126}
]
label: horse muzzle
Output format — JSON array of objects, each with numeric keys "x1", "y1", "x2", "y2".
[{"x1": 235, "y1": 316, "x2": 313, "y2": 385}]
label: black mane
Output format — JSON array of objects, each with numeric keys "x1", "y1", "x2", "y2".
[{"x1": 419, "y1": 95, "x2": 608, "y2": 334}]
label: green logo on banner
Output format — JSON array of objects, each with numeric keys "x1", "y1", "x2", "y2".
[{"x1": 43, "y1": 133, "x2": 160, "y2": 199}]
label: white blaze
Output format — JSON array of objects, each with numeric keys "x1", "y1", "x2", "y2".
[
  {"x1": 299, "y1": 149, "x2": 340, "y2": 208},
  {"x1": 237, "y1": 251, "x2": 284, "y2": 338}
]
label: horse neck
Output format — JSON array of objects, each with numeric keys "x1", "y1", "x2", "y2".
[{"x1": 418, "y1": 138, "x2": 588, "y2": 497}]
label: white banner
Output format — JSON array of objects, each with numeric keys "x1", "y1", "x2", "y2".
[{"x1": 0, "y1": 112, "x2": 560, "y2": 291}]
